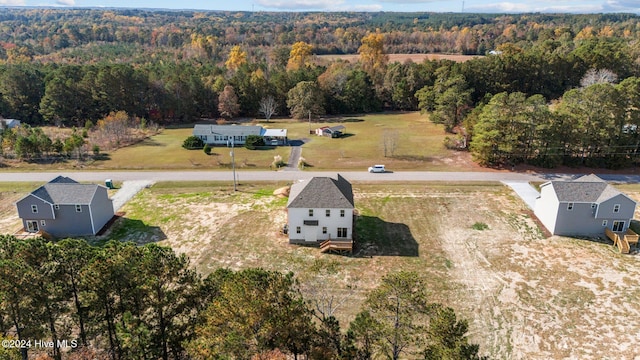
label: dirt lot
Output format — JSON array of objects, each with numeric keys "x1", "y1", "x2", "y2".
[{"x1": 3, "y1": 182, "x2": 640, "y2": 359}]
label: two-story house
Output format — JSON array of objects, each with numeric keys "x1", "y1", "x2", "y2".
[
  {"x1": 15, "y1": 176, "x2": 115, "y2": 237},
  {"x1": 534, "y1": 174, "x2": 637, "y2": 236},
  {"x1": 287, "y1": 174, "x2": 354, "y2": 244}
]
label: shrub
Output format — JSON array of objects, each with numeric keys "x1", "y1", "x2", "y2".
[
  {"x1": 183, "y1": 136, "x2": 205, "y2": 149},
  {"x1": 245, "y1": 135, "x2": 265, "y2": 150},
  {"x1": 203, "y1": 144, "x2": 212, "y2": 155},
  {"x1": 272, "y1": 154, "x2": 287, "y2": 169},
  {"x1": 92, "y1": 144, "x2": 100, "y2": 155},
  {"x1": 472, "y1": 222, "x2": 489, "y2": 230}
]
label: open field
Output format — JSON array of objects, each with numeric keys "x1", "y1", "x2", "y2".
[
  {"x1": 316, "y1": 53, "x2": 482, "y2": 65},
  {"x1": 1, "y1": 112, "x2": 476, "y2": 171},
  {"x1": 3, "y1": 182, "x2": 636, "y2": 358}
]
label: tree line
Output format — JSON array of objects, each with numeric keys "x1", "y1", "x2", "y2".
[
  {"x1": 1, "y1": 9, "x2": 640, "y2": 63},
  {"x1": 0, "y1": 235, "x2": 485, "y2": 360}
]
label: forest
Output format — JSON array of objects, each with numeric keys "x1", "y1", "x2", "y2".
[
  {"x1": 0, "y1": 235, "x2": 484, "y2": 360},
  {"x1": 2, "y1": 9, "x2": 640, "y2": 167}
]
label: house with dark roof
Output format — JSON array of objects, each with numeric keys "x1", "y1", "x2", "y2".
[
  {"x1": 534, "y1": 174, "x2": 637, "y2": 236},
  {"x1": 193, "y1": 124, "x2": 288, "y2": 146},
  {"x1": 15, "y1": 176, "x2": 114, "y2": 237},
  {"x1": 286, "y1": 174, "x2": 354, "y2": 244}
]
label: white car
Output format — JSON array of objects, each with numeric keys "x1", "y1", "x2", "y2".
[{"x1": 368, "y1": 165, "x2": 386, "y2": 173}]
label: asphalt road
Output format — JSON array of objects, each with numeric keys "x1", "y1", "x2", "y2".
[{"x1": 1, "y1": 170, "x2": 639, "y2": 183}]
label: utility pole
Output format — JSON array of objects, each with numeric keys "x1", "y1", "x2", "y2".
[
  {"x1": 230, "y1": 138, "x2": 237, "y2": 191},
  {"x1": 308, "y1": 110, "x2": 311, "y2": 135}
]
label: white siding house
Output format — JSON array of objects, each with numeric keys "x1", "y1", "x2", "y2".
[
  {"x1": 287, "y1": 174, "x2": 354, "y2": 244},
  {"x1": 193, "y1": 124, "x2": 288, "y2": 146},
  {"x1": 534, "y1": 174, "x2": 636, "y2": 236}
]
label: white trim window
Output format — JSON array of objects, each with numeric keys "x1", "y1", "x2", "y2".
[
  {"x1": 309, "y1": 209, "x2": 314, "y2": 217},
  {"x1": 40, "y1": 220, "x2": 46, "y2": 227},
  {"x1": 340, "y1": 210, "x2": 345, "y2": 217},
  {"x1": 322, "y1": 227, "x2": 327, "y2": 234},
  {"x1": 337, "y1": 227, "x2": 347, "y2": 238},
  {"x1": 602, "y1": 220, "x2": 608, "y2": 227},
  {"x1": 326, "y1": 209, "x2": 330, "y2": 217},
  {"x1": 567, "y1": 203, "x2": 574, "y2": 211},
  {"x1": 614, "y1": 204, "x2": 620, "y2": 213},
  {"x1": 54, "y1": 204, "x2": 60, "y2": 210},
  {"x1": 75, "y1": 204, "x2": 82, "y2": 212},
  {"x1": 296, "y1": 226, "x2": 301, "y2": 234},
  {"x1": 31, "y1": 205, "x2": 38, "y2": 213}
]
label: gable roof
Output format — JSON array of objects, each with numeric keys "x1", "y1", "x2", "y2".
[
  {"x1": 20, "y1": 176, "x2": 104, "y2": 205},
  {"x1": 287, "y1": 174, "x2": 354, "y2": 209},
  {"x1": 193, "y1": 124, "x2": 263, "y2": 137},
  {"x1": 549, "y1": 174, "x2": 627, "y2": 203}
]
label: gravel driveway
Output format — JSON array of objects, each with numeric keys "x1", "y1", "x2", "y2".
[{"x1": 111, "y1": 180, "x2": 155, "y2": 211}]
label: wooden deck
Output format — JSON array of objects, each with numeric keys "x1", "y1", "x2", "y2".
[
  {"x1": 319, "y1": 239, "x2": 353, "y2": 255},
  {"x1": 605, "y1": 228, "x2": 638, "y2": 254}
]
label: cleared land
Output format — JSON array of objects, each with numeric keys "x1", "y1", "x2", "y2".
[
  {"x1": 0, "y1": 112, "x2": 478, "y2": 171},
  {"x1": 1, "y1": 182, "x2": 635, "y2": 359},
  {"x1": 316, "y1": 53, "x2": 482, "y2": 64}
]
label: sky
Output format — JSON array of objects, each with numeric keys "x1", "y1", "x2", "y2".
[{"x1": 1, "y1": 0, "x2": 640, "y2": 14}]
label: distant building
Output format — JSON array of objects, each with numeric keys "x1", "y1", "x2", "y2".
[
  {"x1": 315, "y1": 125, "x2": 345, "y2": 138},
  {"x1": 0, "y1": 119, "x2": 21, "y2": 130},
  {"x1": 15, "y1": 176, "x2": 115, "y2": 237},
  {"x1": 534, "y1": 174, "x2": 637, "y2": 236},
  {"x1": 193, "y1": 124, "x2": 288, "y2": 146}
]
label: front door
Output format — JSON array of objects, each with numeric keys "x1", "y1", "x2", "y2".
[
  {"x1": 613, "y1": 220, "x2": 625, "y2": 232},
  {"x1": 26, "y1": 220, "x2": 38, "y2": 232}
]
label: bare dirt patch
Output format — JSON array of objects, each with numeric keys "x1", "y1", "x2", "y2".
[{"x1": 94, "y1": 182, "x2": 640, "y2": 359}]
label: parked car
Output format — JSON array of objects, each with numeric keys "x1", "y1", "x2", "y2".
[{"x1": 368, "y1": 165, "x2": 386, "y2": 173}]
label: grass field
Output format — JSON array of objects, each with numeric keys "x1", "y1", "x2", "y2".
[
  {"x1": 0, "y1": 112, "x2": 475, "y2": 171},
  {"x1": 102, "y1": 112, "x2": 466, "y2": 171},
  {"x1": 21, "y1": 181, "x2": 630, "y2": 359}
]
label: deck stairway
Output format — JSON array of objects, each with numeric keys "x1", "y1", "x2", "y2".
[
  {"x1": 605, "y1": 228, "x2": 638, "y2": 254},
  {"x1": 319, "y1": 239, "x2": 353, "y2": 254}
]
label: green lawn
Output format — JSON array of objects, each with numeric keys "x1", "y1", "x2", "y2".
[{"x1": 62, "y1": 112, "x2": 461, "y2": 170}]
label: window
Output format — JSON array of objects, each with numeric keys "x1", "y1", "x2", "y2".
[
  {"x1": 340, "y1": 210, "x2": 345, "y2": 217},
  {"x1": 602, "y1": 220, "x2": 608, "y2": 227},
  {"x1": 614, "y1": 204, "x2": 620, "y2": 213},
  {"x1": 201, "y1": 135, "x2": 207, "y2": 141},
  {"x1": 31, "y1": 205, "x2": 38, "y2": 213},
  {"x1": 40, "y1": 220, "x2": 46, "y2": 227},
  {"x1": 326, "y1": 209, "x2": 331, "y2": 217},
  {"x1": 613, "y1": 221, "x2": 625, "y2": 232},
  {"x1": 591, "y1": 203, "x2": 597, "y2": 209},
  {"x1": 75, "y1": 205, "x2": 82, "y2": 212},
  {"x1": 54, "y1": 204, "x2": 60, "y2": 210},
  {"x1": 322, "y1": 227, "x2": 327, "y2": 234},
  {"x1": 337, "y1": 227, "x2": 347, "y2": 238},
  {"x1": 567, "y1": 203, "x2": 574, "y2": 211},
  {"x1": 309, "y1": 209, "x2": 314, "y2": 217},
  {"x1": 296, "y1": 226, "x2": 301, "y2": 234}
]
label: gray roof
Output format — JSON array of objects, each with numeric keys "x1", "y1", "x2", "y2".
[
  {"x1": 48, "y1": 175, "x2": 79, "y2": 184},
  {"x1": 287, "y1": 174, "x2": 354, "y2": 209},
  {"x1": 549, "y1": 174, "x2": 623, "y2": 203},
  {"x1": 193, "y1": 124, "x2": 263, "y2": 137},
  {"x1": 327, "y1": 125, "x2": 345, "y2": 132},
  {"x1": 29, "y1": 177, "x2": 101, "y2": 205},
  {"x1": 32, "y1": 184, "x2": 100, "y2": 205}
]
